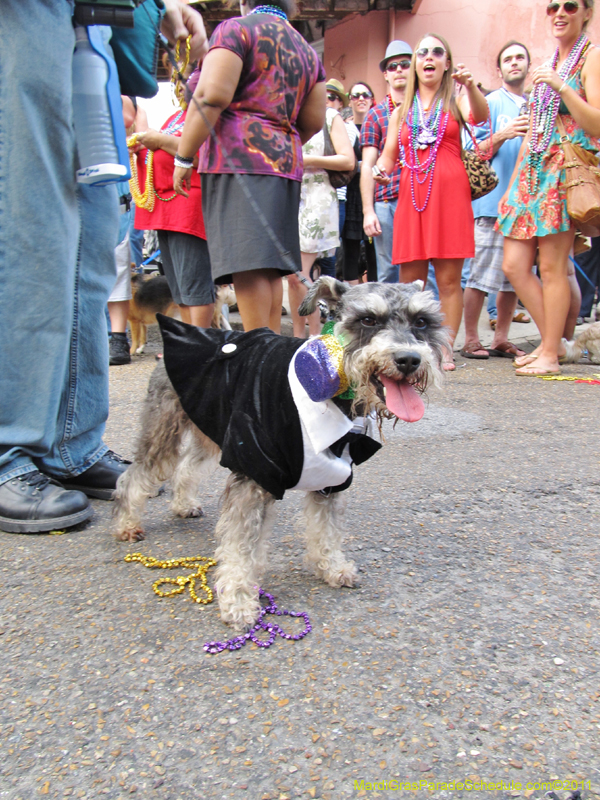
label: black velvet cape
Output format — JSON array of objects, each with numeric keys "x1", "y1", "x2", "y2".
[
  {"x1": 159, "y1": 316, "x2": 306, "y2": 499},
  {"x1": 159, "y1": 316, "x2": 381, "y2": 500}
]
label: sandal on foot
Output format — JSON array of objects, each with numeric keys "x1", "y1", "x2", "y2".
[
  {"x1": 460, "y1": 341, "x2": 489, "y2": 359},
  {"x1": 515, "y1": 364, "x2": 561, "y2": 377},
  {"x1": 487, "y1": 342, "x2": 526, "y2": 359},
  {"x1": 513, "y1": 353, "x2": 537, "y2": 368},
  {"x1": 512, "y1": 311, "x2": 531, "y2": 323}
]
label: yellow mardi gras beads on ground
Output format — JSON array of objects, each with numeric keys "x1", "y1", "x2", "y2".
[{"x1": 125, "y1": 553, "x2": 216, "y2": 605}]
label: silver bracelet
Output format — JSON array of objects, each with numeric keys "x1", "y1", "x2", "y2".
[{"x1": 174, "y1": 154, "x2": 194, "y2": 169}]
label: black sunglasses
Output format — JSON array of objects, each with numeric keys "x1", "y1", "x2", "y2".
[
  {"x1": 385, "y1": 59, "x2": 411, "y2": 71},
  {"x1": 327, "y1": 93, "x2": 342, "y2": 102},
  {"x1": 349, "y1": 91, "x2": 373, "y2": 100},
  {"x1": 547, "y1": 1, "x2": 581, "y2": 13}
]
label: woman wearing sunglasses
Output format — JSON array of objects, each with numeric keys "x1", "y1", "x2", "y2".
[
  {"x1": 375, "y1": 34, "x2": 488, "y2": 370},
  {"x1": 341, "y1": 83, "x2": 378, "y2": 284},
  {"x1": 498, "y1": 0, "x2": 600, "y2": 376}
]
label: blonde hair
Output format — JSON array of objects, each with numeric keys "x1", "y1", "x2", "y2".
[
  {"x1": 399, "y1": 33, "x2": 461, "y2": 123},
  {"x1": 582, "y1": 0, "x2": 595, "y2": 31}
]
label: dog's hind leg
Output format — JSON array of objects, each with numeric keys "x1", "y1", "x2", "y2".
[
  {"x1": 113, "y1": 365, "x2": 192, "y2": 542},
  {"x1": 214, "y1": 474, "x2": 276, "y2": 631},
  {"x1": 129, "y1": 319, "x2": 141, "y2": 355},
  {"x1": 303, "y1": 491, "x2": 358, "y2": 588},
  {"x1": 170, "y1": 428, "x2": 220, "y2": 518}
]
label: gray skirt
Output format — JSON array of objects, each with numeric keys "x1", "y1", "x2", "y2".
[{"x1": 201, "y1": 173, "x2": 301, "y2": 284}]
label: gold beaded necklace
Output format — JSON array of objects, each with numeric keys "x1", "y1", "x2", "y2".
[
  {"x1": 127, "y1": 37, "x2": 191, "y2": 211},
  {"x1": 125, "y1": 552, "x2": 216, "y2": 605}
]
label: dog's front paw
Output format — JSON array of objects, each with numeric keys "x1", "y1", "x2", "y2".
[
  {"x1": 172, "y1": 504, "x2": 204, "y2": 519},
  {"x1": 115, "y1": 527, "x2": 145, "y2": 543},
  {"x1": 316, "y1": 561, "x2": 358, "y2": 589},
  {"x1": 217, "y1": 584, "x2": 261, "y2": 632},
  {"x1": 323, "y1": 559, "x2": 359, "y2": 588}
]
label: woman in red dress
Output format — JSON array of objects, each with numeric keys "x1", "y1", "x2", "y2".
[{"x1": 375, "y1": 34, "x2": 488, "y2": 369}]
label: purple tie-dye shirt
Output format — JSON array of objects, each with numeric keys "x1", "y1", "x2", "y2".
[{"x1": 198, "y1": 13, "x2": 326, "y2": 181}]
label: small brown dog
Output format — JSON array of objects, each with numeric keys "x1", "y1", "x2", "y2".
[
  {"x1": 128, "y1": 275, "x2": 236, "y2": 355},
  {"x1": 128, "y1": 274, "x2": 178, "y2": 355}
]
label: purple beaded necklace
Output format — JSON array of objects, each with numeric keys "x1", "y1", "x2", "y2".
[
  {"x1": 204, "y1": 588, "x2": 312, "y2": 654},
  {"x1": 527, "y1": 33, "x2": 589, "y2": 191},
  {"x1": 402, "y1": 92, "x2": 449, "y2": 213}
]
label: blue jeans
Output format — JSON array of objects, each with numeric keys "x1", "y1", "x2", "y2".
[
  {"x1": 0, "y1": 1, "x2": 119, "y2": 485},
  {"x1": 574, "y1": 236, "x2": 600, "y2": 317},
  {"x1": 129, "y1": 205, "x2": 145, "y2": 269},
  {"x1": 374, "y1": 199, "x2": 400, "y2": 283}
]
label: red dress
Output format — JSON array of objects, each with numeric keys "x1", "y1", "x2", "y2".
[
  {"x1": 392, "y1": 115, "x2": 474, "y2": 263},
  {"x1": 134, "y1": 110, "x2": 206, "y2": 240}
]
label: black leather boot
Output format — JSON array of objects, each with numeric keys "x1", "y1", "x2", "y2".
[
  {"x1": 57, "y1": 451, "x2": 131, "y2": 500},
  {"x1": 0, "y1": 471, "x2": 92, "y2": 533}
]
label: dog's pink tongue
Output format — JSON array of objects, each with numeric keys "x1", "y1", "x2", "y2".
[{"x1": 379, "y1": 375, "x2": 425, "y2": 422}]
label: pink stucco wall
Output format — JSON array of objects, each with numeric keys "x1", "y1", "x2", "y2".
[{"x1": 324, "y1": 0, "x2": 600, "y2": 102}]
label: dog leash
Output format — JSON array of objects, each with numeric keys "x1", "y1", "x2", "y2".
[
  {"x1": 141, "y1": 6, "x2": 312, "y2": 289},
  {"x1": 569, "y1": 254, "x2": 596, "y2": 289}
]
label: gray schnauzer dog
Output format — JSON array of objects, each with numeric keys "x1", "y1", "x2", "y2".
[{"x1": 113, "y1": 277, "x2": 448, "y2": 631}]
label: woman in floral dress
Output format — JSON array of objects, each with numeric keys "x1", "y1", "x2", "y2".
[
  {"x1": 291, "y1": 105, "x2": 355, "y2": 337},
  {"x1": 498, "y1": 0, "x2": 600, "y2": 376}
]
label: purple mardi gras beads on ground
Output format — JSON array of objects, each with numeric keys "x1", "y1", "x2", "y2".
[{"x1": 203, "y1": 589, "x2": 312, "y2": 655}]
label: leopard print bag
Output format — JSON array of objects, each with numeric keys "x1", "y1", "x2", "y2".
[{"x1": 462, "y1": 110, "x2": 498, "y2": 200}]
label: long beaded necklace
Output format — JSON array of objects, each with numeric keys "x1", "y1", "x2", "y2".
[
  {"x1": 249, "y1": 4, "x2": 288, "y2": 20},
  {"x1": 127, "y1": 38, "x2": 191, "y2": 210},
  {"x1": 125, "y1": 553, "x2": 216, "y2": 604},
  {"x1": 386, "y1": 94, "x2": 406, "y2": 167},
  {"x1": 402, "y1": 92, "x2": 449, "y2": 212},
  {"x1": 204, "y1": 589, "x2": 312, "y2": 653},
  {"x1": 527, "y1": 33, "x2": 590, "y2": 192}
]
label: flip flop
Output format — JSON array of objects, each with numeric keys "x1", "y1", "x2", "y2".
[
  {"x1": 487, "y1": 342, "x2": 526, "y2": 359},
  {"x1": 512, "y1": 312, "x2": 531, "y2": 323},
  {"x1": 514, "y1": 353, "x2": 537, "y2": 368},
  {"x1": 460, "y1": 341, "x2": 489, "y2": 359},
  {"x1": 515, "y1": 365, "x2": 561, "y2": 377}
]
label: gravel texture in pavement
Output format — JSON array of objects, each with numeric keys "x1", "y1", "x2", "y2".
[{"x1": 1, "y1": 330, "x2": 599, "y2": 800}]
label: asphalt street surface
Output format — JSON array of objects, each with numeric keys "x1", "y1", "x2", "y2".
[{"x1": 1, "y1": 322, "x2": 599, "y2": 800}]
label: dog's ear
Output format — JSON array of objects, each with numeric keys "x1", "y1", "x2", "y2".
[
  {"x1": 412, "y1": 279, "x2": 424, "y2": 292},
  {"x1": 298, "y1": 276, "x2": 349, "y2": 317}
]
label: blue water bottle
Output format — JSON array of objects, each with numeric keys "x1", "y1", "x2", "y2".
[{"x1": 72, "y1": 25, "x2": 130, "y2": 185}]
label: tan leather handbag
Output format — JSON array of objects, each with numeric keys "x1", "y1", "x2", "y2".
[{"x1": 557, "y1": 115, "x2": 600, "y2": 235}]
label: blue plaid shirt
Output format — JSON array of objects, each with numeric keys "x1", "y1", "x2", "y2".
[{"x1": 360, "y1": 95, "x2": 402, "y2": 202}]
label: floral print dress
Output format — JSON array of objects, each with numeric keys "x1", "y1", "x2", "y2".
[
  {"x1": 497, "y1": 48, "x2": 600, "y2": 240},
  {"x1": 298, "y1": 107, "x2": 340, "y2": 255}
]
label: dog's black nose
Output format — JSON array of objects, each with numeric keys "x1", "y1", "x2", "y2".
[{"x1": 394, "y1": 352, "x2": 421, "y2": 375}]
